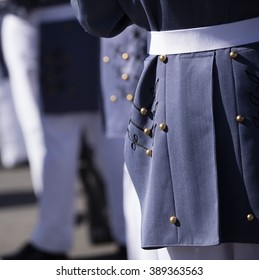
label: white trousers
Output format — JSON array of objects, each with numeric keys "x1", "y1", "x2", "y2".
[
  {"x1": 1, "y1": 12, "x2": 122, "y2": 253},
  {"x1": 123, "y1": 164, "x2": 159, "y2": 259},
  {"x1": 0, "y1": 78, "x2": 27, "y2": 168},
  {"x1": 157, "y1": 243, "x2": 259, "y2": 260}
]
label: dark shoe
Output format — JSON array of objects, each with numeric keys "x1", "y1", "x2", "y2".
[
  {"x1": 1, "y1": 243, "x2": 68, "y2": 260},
  {"x1": 116, "y1": 245, "x2": 128, "y2": 260}
]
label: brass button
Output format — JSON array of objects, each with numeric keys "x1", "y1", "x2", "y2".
[
  {"x1": 247, "y1": 213, "x2": 254, "y2": 222},
  {"x1": 121, "y1": 52, "x2": 129, "y2": 60},
  {"x1": 169, "y1": 216, "x2": 177, "y2": 224},
  {"x1": 159, "y1": 55, "x2": 167, "y2": 62},
  {"x1": 140, "y1": 107, "x2": 148, "y2": 115},
  {"x1": 110, "y1": 95, "x2": 117, "y2": 102},
  {"x1": 126, "y1": 94, "x2": 134, "y2": 102},
  {"x1": 229, "y1": 51, "x2": 238, "y2": 59},
  {"x1": 103, "y1": 56, "x2": 110, "y2": 63},
  {"x1": 236, "y1": 114, "x2": 245, "y2": 123},
  {"x1": 146, "y1": 149, "x2": 152, "y2": 157},
  {"x1": 121, "y1": 73, "x2": 129, "y2": 80},
  {"x1": 144, "y1": 128, "x2": 151, "y2": 135},
  {"x1": 159, "y1": 123, "x2": 167, "y2": 131}
]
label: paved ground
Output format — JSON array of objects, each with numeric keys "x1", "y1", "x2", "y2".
[{"x1": 0, "y1": 164, "x2": 121, "y2": 260}]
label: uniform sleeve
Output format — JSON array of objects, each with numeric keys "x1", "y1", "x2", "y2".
[{"x1": 71, "y1": 0, "x2": 132, "y2": 37}]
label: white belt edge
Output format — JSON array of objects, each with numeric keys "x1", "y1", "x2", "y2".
[{"x1": 147, "y1": 17, "x2": 259, "y2": 55}]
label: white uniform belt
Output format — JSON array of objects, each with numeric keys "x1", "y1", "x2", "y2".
[{"x1": 147, "y1": 17, "x2": 259, "y2": 55}]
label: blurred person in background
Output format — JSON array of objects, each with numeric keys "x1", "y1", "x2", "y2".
[
  {"x1": 100, "y1": 24, "x2": 159, "y2": 260},
  {"x1": 0, "y1": 0, "x2": 126, "y2": 260}
]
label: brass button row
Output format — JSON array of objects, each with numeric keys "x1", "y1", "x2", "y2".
[
  {"x1": 102, "y1": 54, "x2": 130, "y2": 81},
  {"x1": 168, "y1": 214, "x2": 254, "y2": 225},
  {"x1": 143, "y1": 123, "x2": 167, "y2": 136},
  {"x1": 110, "y1": 94, "x2": 134, "y2": 103},
  {"x1": 153, "y1": 51, "x2": 240, "y2": 62},
  {"x1": 159, "y1": 51, "x2": 238, "y2": 64},
  {"x1": 103, "y1": 52, "x2": 130, "y2": 63}
]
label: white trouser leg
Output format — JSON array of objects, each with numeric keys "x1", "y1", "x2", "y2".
[
  {"x1": 123, "y1": 164, "x2": 158, "y2": 259},
  {"x1": 158, "y1": 244, "x2": 259, "y2": 260},
  {"x1": 158, "y1": 244, "x2": 234, "y2": 260},
  {"x1": 234, "y1": 243, "x2": 259, "y2": 260},
  {"x1": 0, "y1": 78, "x2": 27, "y2": 167},
  {"x1": 1, "y1": 14, "x2": 45, "y2": 192}
]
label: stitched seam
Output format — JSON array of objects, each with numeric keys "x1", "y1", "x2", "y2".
[
  {"x1": 230, "y1": 50, "x2": 244, "y2": 176},
  {"x1": 164, "y1": 57, "x2": 179, "y2": 242}
]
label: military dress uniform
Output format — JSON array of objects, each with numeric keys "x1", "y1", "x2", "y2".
[
  {"x1": 100, "y1": 24, "x2": 160, "y2": 259},
  {"x1": 72, "y1": 0, "x2": 259, "y2": 259},
  {"x1": 1, "y1": 0, "x2": 107, "y2": 257}
]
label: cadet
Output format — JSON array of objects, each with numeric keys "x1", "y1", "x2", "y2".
[
  {"x1": 0, "y1": 0, "x2": 110, "y2": 259},
  {"x1": 72, "y1": 0, "x2": 259, "y2": 259},
  {"x1": 100, "y1": 24, "x2": 160, "y2": 259}
]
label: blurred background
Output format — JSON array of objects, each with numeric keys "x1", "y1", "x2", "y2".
[
  {"x1": 0, "y1": 163, "x2": 121, "y2": 259},
  {"x1": 0, "y1": 0, "x2": 147, "y2": 261}
]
